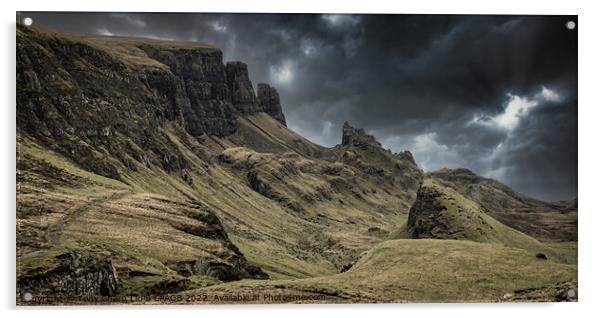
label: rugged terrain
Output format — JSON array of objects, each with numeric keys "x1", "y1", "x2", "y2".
[
  {"x1": 16, "y1": 24, "x2": 577, "y2": 304},
  {"x1": 427, "y1": 168, "x2": 578, "y2": 241}
]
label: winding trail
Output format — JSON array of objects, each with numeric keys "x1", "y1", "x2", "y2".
[{"x1": 45, "y1": 190, "x2": 132, "y2": 245}]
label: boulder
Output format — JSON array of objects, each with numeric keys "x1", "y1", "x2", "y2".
[{"x1": 17, "y1": 250, "x2": 119, "y2": 298}]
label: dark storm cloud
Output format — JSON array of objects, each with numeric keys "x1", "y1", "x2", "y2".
[{"x1": 20, "y1": 12, "x2": 577, "y2": 200}]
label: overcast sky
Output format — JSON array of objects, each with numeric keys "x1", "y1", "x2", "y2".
[{"x1": 21, "y1": 12, "x2": 578, "y2": 201}]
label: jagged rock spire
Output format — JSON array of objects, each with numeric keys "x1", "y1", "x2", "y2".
[
  {"x1": 225, "y1": 62, "x2": 287, "y2": 126},
  {"x1": 341, "y1": 121, "x2": 380, "y2": 147},
  {"x1": 257, "y1": 83, "x2": 286, "y2": 125},
  {"x1": 226, "y1": 61, "x2": 258, "y2": 113}
]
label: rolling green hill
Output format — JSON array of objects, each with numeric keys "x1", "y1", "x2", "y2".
[{"x1": 428, "y1": 168, "x2": 577, "y2": 241}]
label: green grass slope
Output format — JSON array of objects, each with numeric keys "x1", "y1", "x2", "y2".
[
  {"x1": 187, "y1": 239, "x2": 577, "y2": 303},
  {"x1": 395, "y1": 179, "x2": 574, "y2": 264},
  {"x1": 427, "y1": 168, "x2": 577, "y2": 241},
  {"x1": 17, "y1": 113, "x2": 423, "y2": 298}
]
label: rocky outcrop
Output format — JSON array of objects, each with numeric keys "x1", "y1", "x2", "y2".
[
  {"x1": 191, "y1": 257, "x2": 269, "y2": 282},
  {"x1": 170, "y1": 254, "x2": 269, "y2": 282},
  {"x1": 397, "y1": 150, "x2": 416, "y2": 165},
  {"x1": 341, "y1": 121, "x2": 381, "y2": 149},
  {"x1": 257, "y1": 83, "x2": 286, "y2": 125},
  {"x1": 405, "y1": 180, "x2": 500, "y2": 241},
  {"x1": 140, "y1": 48, "x2": 268, "y2": 137},
  {"x1": 142, "y1": 63, "x2": 239, "y2": 137},
  {"x1": 426, "y1": 168, "x2": 577, "y2": 241},
  {"x1": 17, "y1": 250, "x2": 119, "y2": 298},
  {"x1": 140, "y1": 48, "x2": 288, "y2": 133},
  {"x1": 404, "y1": 179, "x2": 562, "y2": 265},
  {"x1": 226, "y1": 61, "x2": 260, "y2": 114},
  {"x1": 337, "y1": 122, "x2": 423, "y2": 195},
  {"x1": 225, "y1": 63, "x2": 287, "y2": 125},
  {"x1": 406, "y1": 185, "x2": 449, "y2": 239},
  {"x1": 169, "y1": 200, "x2": 270, "y2": 281}
]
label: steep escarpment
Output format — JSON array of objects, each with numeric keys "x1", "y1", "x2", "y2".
[
  {"x1": 141, "y1": 46, "x2": 287, "y2": 131},
  {"x1": 257, "y1": 83, "x2": 287, "y2": 125},
  {"x1": 16, "y1": 25, "x2": 281, "y2": 299},
  {"x1": 224, "y1": 62, "x2": 286, "y2": 125},
  {"x1": 17, "y1": 25, "x2": 287, "y2": 182},
  {"x1": 16, "y1": 24, "x2": 576, "y2": 304}
]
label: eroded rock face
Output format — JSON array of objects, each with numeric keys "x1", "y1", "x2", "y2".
[
  {"x1": 257, "y1": 83, "x2": 286, "y2": 125},
  {"x1": 170, "y1": 253, "x2": 269, "y2": 282},
  {"x1": 226, "y1": 61, "x2": 260, "y2": 114},
  {"x1": 406, "y1": 185, "x2": 449, "y2": 239},
  {"x1": 16, "y1": 27, "x2": 288, "y2": 181},
  {"x1": 397, "y1": 150, "x2": 416, "y2": 165},
  {"x1": 168, "y1": 200, "x2": 270, "y2": 281},
  {"x1": 17, "y1": 250, "x2": 119, "y2": 298},
  {"x1": 341, "y1": 121, "x2": 381, "y2": 149},
  {"x1": 192, "y1": 257, "x2": 269, "y2": 282},
  {"x1": 338, "y1": 122, "x2": 423, "y2": 195},
  {"x1": 140, "y1": 46, "x2": 244, "y2": 137}
]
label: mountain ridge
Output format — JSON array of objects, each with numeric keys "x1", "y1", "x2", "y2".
[{"x1": 16, "y1": 24, "x2": 577, "y2": 303}]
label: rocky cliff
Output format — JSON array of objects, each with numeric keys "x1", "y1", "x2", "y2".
[
  {"x1": 16, "y1": 24, "x2": 425, "y2": 301},
  {"x1": 16, "y1": 24, "x2": 576, "y2": 304},
  {"x1": 18, "y1": 250, "x2": 119, "y2": 299},
  {"x1": 257, "y1": 83, "x2": 287, "y2": 125},
  {"x1": 17, "y1": 25, "x2": 286, "y2": 182}
]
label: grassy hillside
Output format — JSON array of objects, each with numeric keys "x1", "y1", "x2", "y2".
[
  {"x1": 17, "y1": 127, "x2": 578, "y2": 303},
  {"x1": 17, "y1": 112, "x2": 423, "y2": 299},
  {"x1": 183, "y1": 239, "x2": 577, "y2": 303},
  {"x1": 428, "y1": 168, "x2": 577, "y2": 241},
  {"x1": 395, "y1": 179, "x2": 574, "y2": 263},
  {"x1": 16, "y1": 24, "x2": 577, "y2": 304}
]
